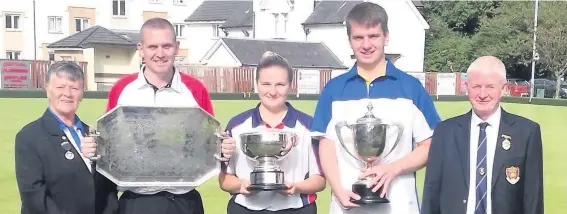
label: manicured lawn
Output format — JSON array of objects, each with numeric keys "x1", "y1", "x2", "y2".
[{"x1": 0, "y1": 98, "x2": 565, "y2": 213}]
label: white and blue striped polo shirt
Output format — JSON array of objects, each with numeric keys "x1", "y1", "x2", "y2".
[
  {"x1": 311, "y1": 61, "x2": 441, "y2": 214},
  {"x1": 225, "y1": 102, "x2": 323, "y2": 211}
]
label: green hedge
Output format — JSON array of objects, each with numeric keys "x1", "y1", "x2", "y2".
[{"x1": 1, "y1": 89, "x2": 566, "y2": 106}]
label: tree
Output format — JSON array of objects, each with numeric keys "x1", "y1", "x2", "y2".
[
  {"x1": 424, "y1": 15, "x2": 474, "y2": 73},
  {"x1": 471, "y1": 1, "x2": 533, "y2": 77},
  {"x1": 422, "y1": 1, "x2": 500, "y2": 72},
  {"x1": 536, "y1": 1, "x2": 567, "y2": 98}
]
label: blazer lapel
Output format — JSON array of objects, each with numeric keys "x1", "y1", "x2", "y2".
[
  {"x1": 491, "y1": 109, "x2": 516, "y2": 188},
  {"x1": 455, "y1": 111, "x2": 472, "y2": 188},
  {"x1": 41, "y1": 109, "x2": 94, "y2": 178}
]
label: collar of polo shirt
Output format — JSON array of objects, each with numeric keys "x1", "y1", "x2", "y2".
[
  {"x1": 251, "y1": 102, "x2": 298, "y2": 128},
  {"x1": 131, "y1": 64, "x2": 182, "y2": 93},
  {"x1": 345, "y1": 59, "x2": 400, "y2": 82}
]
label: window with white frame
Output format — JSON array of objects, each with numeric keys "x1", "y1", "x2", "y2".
[
  {"x1": 75, "y1": 18, "x2": 89, "y2": 32},
  {"x1": 5, "y1": 14, "x2": 21, "y2": 30},
  {"x1": 273, "y1": 13, "x2": 279, "y2": 37},
  {"x1": 173, "y1": 0, "x2": 185, "y2": 5},
  {"x1": 6, "y1": 51, "x2": 21, "y2": 60},
  {"x1": 113, "y1": 0, "x2": 126, "y2": 16},
  {"x1": 174, "y1": 24, "x2": 185, "y2": 38},
  {"x1": 48, "y1": 16, "x2": 62, "y2": 33},
  {"x1": 273, "y1": 13, "x2": 287, "y2": 38},
  {"x1": 212, "y1": 24, "x2": 220, "y2": 37},
  {"x1": 282, "y1": 13, "x2": 288, "y2": 35}
]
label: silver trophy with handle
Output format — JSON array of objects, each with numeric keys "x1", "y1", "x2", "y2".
[
  {"x1": 335, "y1": 102, "x2": 404, "y2": 204},
  {"x1": 238, "y1": 129, "x2": 298, "y2": 191}
]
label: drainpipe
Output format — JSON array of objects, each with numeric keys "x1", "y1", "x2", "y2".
[
  {"x1": 252, "y1": 12, "x2": 256, "y2": 38},
  {"x1": 33, "y1": 0, "x2": 37, "y2": 60}
]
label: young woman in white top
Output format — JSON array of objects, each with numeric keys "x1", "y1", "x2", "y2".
[{"x1": 218, "y1": 51, "x2": 326, "y2": 214}]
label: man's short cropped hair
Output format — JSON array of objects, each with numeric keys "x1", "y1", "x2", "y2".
[
  {"x1": 345, "y1": 2, "x2": 389, "y2": 37},
  {"x1": 140, "y1": 17, "x2": 177, "y2": 42}
]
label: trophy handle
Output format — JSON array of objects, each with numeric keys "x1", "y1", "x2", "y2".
[
  {"x1": 382, "y1": 123, "x2": 404, "y2": 159},
  {"x1": 86, "y1": 129, "x2": 102, "y2": 161},
  {"x1": 213, "y1": 129, "x2": 231, "y2": 162},
  {"x1": 334, "y1": 121, "x2": 364, "y2": 165},
  {"x1": 291, "y1": 133, "x2": 298, "y2": 147}
]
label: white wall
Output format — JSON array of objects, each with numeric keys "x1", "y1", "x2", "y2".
[
  {"x1": 225, "y1": 28, "x2": 252, "y2": 38},
  {"x1": 205, "y1": 44, "x2": 240, "y2": 67},
  {"x1": 377, "y1": 0, "x2": 426, "y2": 73},
  {"x1": 184, "y1": 23, "x2": 223, "y2": 63},
  {"x1": 306, "y1": 25, "x2": 353, "y2": 68}
]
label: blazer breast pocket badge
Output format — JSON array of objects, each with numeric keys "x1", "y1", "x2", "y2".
[{"x1": 505, "y1": 166, "x2": 520, "y2": 184}]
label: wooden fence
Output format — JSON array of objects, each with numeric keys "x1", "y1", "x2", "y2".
[
  {"x1": 176, "y1": 64, "x2": 334, "y2": 94},
  {"x1": 2, "y1": 59, "x2": 471, "y2": 96}
]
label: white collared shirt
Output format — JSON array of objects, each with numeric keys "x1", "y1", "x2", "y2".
[{"x1": 466, "y1": 106, "x2": 501, "y2": 214}]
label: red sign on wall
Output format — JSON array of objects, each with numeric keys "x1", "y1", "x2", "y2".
[{"x1": 0, "y1": 60, "x2": 31, "y2": 89}]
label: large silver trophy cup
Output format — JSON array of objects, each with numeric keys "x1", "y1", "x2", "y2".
[
  {"x1": 240, "y1": 129, "x2": 298, "y2": 191},
  {"x1": 335, "y1": 103, "x2": 404, "y2": 204},
  {"x1": 91, "y1": 105, "x2": 221, "y2": 190}
]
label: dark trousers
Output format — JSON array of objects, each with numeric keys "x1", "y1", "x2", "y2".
[
  {"x1": 227, "y1": 197, "x2": 317, "y2": 214},
  {"x1": 118, "y1": 190, "x2": 204, "y2": 214}
]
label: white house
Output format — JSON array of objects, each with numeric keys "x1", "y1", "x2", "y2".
[
  {"x1": 303, "y1": 0, "x2": 429, "y2": 72},
  {"x1": 183, "y1": 0, "x2": 253, "y2": 63},
  {"x1": 185, "y1": 0, "x2": 427, "y2": 73}
]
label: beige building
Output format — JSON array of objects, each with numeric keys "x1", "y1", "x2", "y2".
[
  {"x1": 1, "y1": 0, "x2": 196, "y2": 61},
  {"x1": 47, "y1": 25, "x2": 186, "y2": 91}
]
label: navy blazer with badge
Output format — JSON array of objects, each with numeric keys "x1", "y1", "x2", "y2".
[
  {"x1": 421, "y1": 108, "x2": 543, "y2": 214},
  {"x1": 15, "y1": 109, "x2": 119, "y2": 214}
]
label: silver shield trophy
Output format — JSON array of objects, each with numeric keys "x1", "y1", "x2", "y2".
[
  {"x1": 335, "y1": 102, "x2": 403, "y2": 204},
  {"x1": 239, "y1": 129, "x2": 298, "y2": 191},
  {"x1": 90, "y1": 105, "x2": 221, "y2": 191}
]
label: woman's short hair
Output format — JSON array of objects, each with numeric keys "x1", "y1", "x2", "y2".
[{"x1": 256, "y1": 51, "x2": 294, "y2": 83}]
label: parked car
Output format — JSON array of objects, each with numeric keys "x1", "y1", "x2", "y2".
[
  {"x1": 532, "y1": 78, "x2": 567, "y2": 98},
  {"x1": 506, "y1": 78, "x2": 530, "y2": 97}
]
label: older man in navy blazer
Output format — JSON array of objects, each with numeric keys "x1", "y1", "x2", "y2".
[{"x1": 421, "y1": 56, "x2": 544, "y2": 214}]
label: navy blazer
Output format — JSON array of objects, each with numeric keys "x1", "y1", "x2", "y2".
[
  {"x1": 421, "y1": 108, "x2": 543, "y2": 214},
  {"x1": 15, "y1": 109, "x2": 119, "y2": 214}
]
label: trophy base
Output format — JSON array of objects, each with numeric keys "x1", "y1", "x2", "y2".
[
  {"x1": 247, "y1": 183, "x2": 288, "y2": 191},
  {"x1": 351, "y1": 183, "x2": 390, "y2": 204},
  {"x1": 248, "y1": 170, "x2": 286, "y2": 191}
]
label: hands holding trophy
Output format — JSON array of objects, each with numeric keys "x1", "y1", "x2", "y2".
[
  {"x1": 335, "y1": 102, "x2": 404, "y2": 204},
  {"x1": 216, "y1": 128, "x2": 298, "y2": 191}
]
